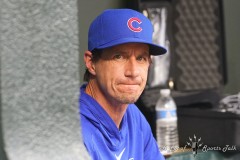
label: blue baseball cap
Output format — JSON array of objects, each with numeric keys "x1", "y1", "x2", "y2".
[{"x1": 88, "y1": 9, "x2": 167, "y2": 55}]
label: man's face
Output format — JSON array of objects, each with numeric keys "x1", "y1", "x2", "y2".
[{"x1": 93, "y1": 43, "x2": 151, "y2": 105}]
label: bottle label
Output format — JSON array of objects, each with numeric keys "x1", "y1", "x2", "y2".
[{"x1": 156, "y1": 109, "x2": 177, "y2": 119}]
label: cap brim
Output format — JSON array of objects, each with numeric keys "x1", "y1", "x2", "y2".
[{"x1": 95, "y1": 37, "x2": 167, "y2": 56}]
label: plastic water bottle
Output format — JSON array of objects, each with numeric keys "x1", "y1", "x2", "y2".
[{"x1": 155, "y1": 89, "x2": 179, "y2": 155}]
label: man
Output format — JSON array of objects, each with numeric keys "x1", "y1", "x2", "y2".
[{"x1": 80, "y1": 9, "x2": 166, "y2": 160}]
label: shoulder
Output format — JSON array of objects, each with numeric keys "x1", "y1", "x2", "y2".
[
  {"x1": 126, "y1": 104, "x2": 144, "y2": 120},
  {"x1": 126, "y1": 104, "x2": 151, "y2": 131}
]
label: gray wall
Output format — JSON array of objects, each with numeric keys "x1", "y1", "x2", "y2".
[
  {"x1": 79, "y1": 0, "x2": 240, "y2": 95},
  {"x1": 223, "y1": 0, "x2": 240, "y2": 94},
  {"x1": 1, "y1": 0, "x2": 90, "y2": 159}
]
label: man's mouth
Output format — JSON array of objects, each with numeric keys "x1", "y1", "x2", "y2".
[{"x1": 118, "y1": 84, "x2": 140, "y2": 92}]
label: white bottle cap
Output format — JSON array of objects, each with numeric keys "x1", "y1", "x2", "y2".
[{"x1": 160, "y1": 89, "x2": 171, "y2": 97}]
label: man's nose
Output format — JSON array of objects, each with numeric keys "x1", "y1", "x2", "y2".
[{"x1": 124, "y1": 57, "x2": 140, "y2": 78}]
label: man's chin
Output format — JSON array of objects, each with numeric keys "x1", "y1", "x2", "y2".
[{"x1": 116, "y1": 94, "x2": 140, "y2": 104}]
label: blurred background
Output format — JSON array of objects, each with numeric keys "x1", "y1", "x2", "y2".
[{"x1": 79, "y1": 0, "x2": 240, "y2": 94}]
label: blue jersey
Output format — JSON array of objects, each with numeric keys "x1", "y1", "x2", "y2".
[{"x1": 80, "y1": 84, "x2": 165, "y2": 160}]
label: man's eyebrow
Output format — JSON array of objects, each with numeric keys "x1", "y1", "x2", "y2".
[
  {"x1": 145, "y1": 50, "x2": 150, "y2": 54},
  {"x1": 141, "y1": 50, "x2": 150, "y2": 55}
]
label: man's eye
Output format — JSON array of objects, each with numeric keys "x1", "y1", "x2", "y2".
[
  {"x1": 113, "y1": 54, "x2": 123, "y2": 59},
  {"x1": 137, "y1": 56, "x2": 147, "y2": 61}
]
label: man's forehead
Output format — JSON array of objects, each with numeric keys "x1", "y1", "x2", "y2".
[{"x1": 104, "y1": 43, "x2": 150, "y2": 52}]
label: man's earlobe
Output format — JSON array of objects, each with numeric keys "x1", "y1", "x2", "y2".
[{"x1": 84, "y1": 51, "x2": 96, "y2": 75}]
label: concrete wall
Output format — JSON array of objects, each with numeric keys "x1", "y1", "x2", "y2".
[{"x1": 1, "y1": 0, "x2": 89, "y2": 159}]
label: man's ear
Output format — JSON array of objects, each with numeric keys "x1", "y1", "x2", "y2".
[{"x1": 84, "y1": 51, "x2": 96, "y2": 75}]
